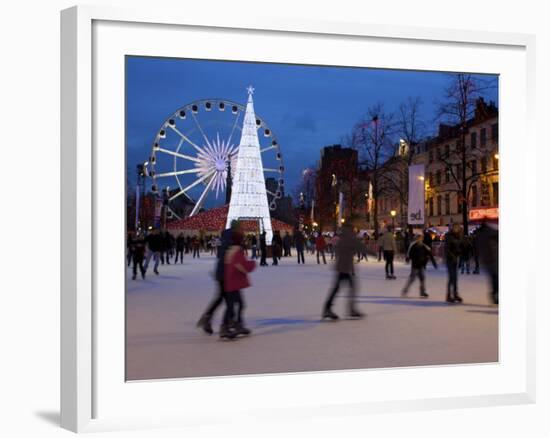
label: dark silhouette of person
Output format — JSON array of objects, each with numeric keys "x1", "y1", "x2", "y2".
[
  {"x1": 322, "y1": 222, "x2": 365, "y2": 320},
  {"x1": 445, "y1": 224, "x2": 463, "y2": 303},
  {"x1": 196, "y1": 220, "x2": 242, "y2": 335}
]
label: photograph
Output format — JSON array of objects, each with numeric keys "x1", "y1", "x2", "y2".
[{"x1": 125, "y1": 56, "x2": 500, "y2": 381}]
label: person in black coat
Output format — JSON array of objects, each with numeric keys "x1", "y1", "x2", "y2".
[
  {"x1": 444, "y1": 224, "x2": 463, "y2": 303},
  {"x1": 401, "y1": 235, "x2": 437, "y2": 298},
  {"x1": 476, "y1": 221, "x2": 499, "y2": 304},
  {"x1": 294, "y1": 230, "x2": 306, "y2": 264},
  {"x1": 127, "y1": 232, "x2": 134, "y2": 267},
  {"x1": 259, "y1": 231, "x2": 268, "y2": 266},
  {"x1": 175, "y1": 233, "x2": 185, "y2": 264},
  {"x1": 459, "y1": 235, "x2": 473, "y2": 274},
  {"x1": 423, "y1": 229, "x2": 433, "y2": 249},
  {"x1": 131, "y1": 234, "x2": 147, "y2": 280},
  {"x1": 271, "y1": 231, "x2": 283, "y2": 265},
  {"x1": 144, "y1": 229, "x2": 163, "y2": 275},
  {"x1": 250, "y1": 234, "x2": 258, "y2": 259},
  {"x1": 283, "y1": 232, "x2": 292, "y2": 257},
  {"x1": 196, "y1": 220, "x2": 241, "y2": 335}
]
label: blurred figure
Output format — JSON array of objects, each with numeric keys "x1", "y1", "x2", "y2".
[
  {"x1": 362, "y1": 232, "x2": 370, "y2": 261},
  {"x1": 272, "y1": 231, "x2": 283, "y2": 265},
  {"x1": 283, "y1": 231, "x2": 292, "y2": 257},
  {"x1": 294, "y1": 230, "x2": 306, "y2": 264},
  {"x1": 211, "y1": 235, "x2": 221, "y2": 257},
  {"x1": 144, "y1": 228, "x2": 162, "y2": 275},
  {"x1": 209, "y1": 236, "x2": 217, "y2": 255},
  {"x1": 330, "y1": 232, "x2": 339, "y2": 260},
  {"x1": 308, "y1": 235, "x2": 316, "y2": 255},
  {"x1": 161, "y1": 231, "x2": 174, "y2": 265},
  {"x1": 196, "y1": 220, "x2": 242, "y2": 335},
  {"x1": 476, "y1": 220, "x2": 499, "y2": 304},
  {"x1": 127, "y1": 232, "x2": 134, "y2": 267},
  {"x1": 175, "y1": 233, "x2": 185, "y2": 264},
  {"x1": 259, "y1": 231, "x2": 268, "y2": 266},
  {"x1": 379, "y1": 226, "x2": 397, "y2": 279},
  {"x1": 192, "y1": 236, "x2": 200, "y2": 258},
  {"x1": 401, "y1": 234, "x2": 437, "y2": 298},
  {"x1": 459, "y1": 234, "x2": 473, "y2": 274},
  {"x1": 221, "y1": 231, "x2": 256, "y2": 339},
  {"x1": 445, "y1": 224, "x2": 463, "y2": 303},
  {"x1": 131, "y1": 233, "x2": 146, "y2": 280},
  {"x1": 377, "y1": 231, "x2": 384, "y2": 262},
  {"x1": 185, "y1": 235, "x2": 191, "y2": 254},
  {"x1": 250, "y1": 234, "x2": 258, "y2": 259},
  {"x1": 472, "y1": 229, "x2": 481, "y2": 274},
  {"x1": 322, "y1": 222, "x2": 365, "y2": 320},
  {"x1": 315, "y1": 233, "x2": 327, "y2": 264},
  {"x1": 423, "y1": 229, "x2": 433, "y2": 249}
]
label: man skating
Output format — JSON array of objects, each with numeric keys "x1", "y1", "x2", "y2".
[
  {"x1": 476, "y1": 220, "x2": 499, "y2": 305},
  {"x1": 322, "y1": 222, "x2": 365, "y2": 320},
  {"x1": 259, "y1": 231, "x2": 268, "y2": 266},
  {"x1": 144, "y1": 228, "x2": 163, "y2": 275},
  {"x1": 401, "y1": 234, "x2": 437, "y2": 298},
  {"x1": 294, "y1": 230, "x2": 306, "y2": 264},
  {"x1": 196, "y1": 220, "x2": 242, "y2": 335},
  {"x1": 131, "y1": 234, "x2": 147, "y2": 280},
  {"x1": 378, "y1": 226, "x2": 397, "y2": 279},
  {"x1": 445, "y1": 224, "x2": 463, "y2": 303}
]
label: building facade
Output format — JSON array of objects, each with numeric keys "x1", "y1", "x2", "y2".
[
  {"x1": 314, "y1": 144, "x2": 359, "y2": 231},
  {"x1": 412, "y1": 98, "x2": 499, "y2": 229}
]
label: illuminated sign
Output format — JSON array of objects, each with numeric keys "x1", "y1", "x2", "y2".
[{"x1": 469, "y1": 207, "x2": 499, "y2": 221}]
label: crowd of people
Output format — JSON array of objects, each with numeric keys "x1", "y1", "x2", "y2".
[{"x1": 128, "y1": 218, "x2": 499, "y2": 339}]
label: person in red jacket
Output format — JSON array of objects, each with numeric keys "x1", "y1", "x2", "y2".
[
  {"x1": 315, "y1": 233, "x2": 327, "y2": 264},
  {"x1": 222, "y1": 231, "x2": 256, "y2": 339}
]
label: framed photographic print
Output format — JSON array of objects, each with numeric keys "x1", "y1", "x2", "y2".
[{"x1": 61, "y1": 4, "x2": 536, "y2": 433}]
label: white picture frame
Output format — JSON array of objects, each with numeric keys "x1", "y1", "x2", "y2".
[{"x1": 60, "y1": 4, "x2": 536, "y2": 433}]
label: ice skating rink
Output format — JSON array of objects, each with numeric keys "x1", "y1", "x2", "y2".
[{"x1": 126, "y1": 253, "x2": 498, "y2": 381}]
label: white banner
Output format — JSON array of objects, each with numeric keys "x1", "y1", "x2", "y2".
[{"x1": 408, "y1": 164, "x2": 425, "y2": 225}]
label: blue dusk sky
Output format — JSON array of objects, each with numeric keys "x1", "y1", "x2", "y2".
[{"x1": 126, "y1": 56, "x2": 498, "y2": 201}]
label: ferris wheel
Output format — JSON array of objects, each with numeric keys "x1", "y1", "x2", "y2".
[{"x1": 147, "y1": 98, "x2": 285, "y2": 216}]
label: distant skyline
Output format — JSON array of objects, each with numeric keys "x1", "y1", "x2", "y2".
[{"x1": 126, "y1": 56, "x2": 498, "y2": 205}]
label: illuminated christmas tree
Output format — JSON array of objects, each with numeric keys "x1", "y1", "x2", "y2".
[{"x1": 226, "y1": 86, "x2": 273, "y2": 244}]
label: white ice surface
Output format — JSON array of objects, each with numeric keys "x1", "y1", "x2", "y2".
[{"x1": 126, "y1": 252, "x2": 498, "y2": 381}]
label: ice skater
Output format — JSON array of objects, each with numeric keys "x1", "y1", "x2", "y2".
[
  {"x1": 175, "y1": 233, "x2": 185, "y2": 264},
  {"x1": 459, "y1": 234, "x2": 473, "y2": 274},
  {"x1": 315, "y1": 233, "x2": 327, "y2": 264},
  {"x1": 221, "y1": 231, "x2": 256, "y2": 339},
  {"x1": 476, "y1": 220, "x2": 499, "y2": 304},
  {"x1": 259, "y1": 231, "x2": 268, "y2": 266},
  {"x1": 131, "y1": 233, "x2": 147, "y2": 280},
  {"x1": 378, "y1": 226, "x2": 397, "y2": 279},
  {"x1": 196, "y1": 220, "x2": 241, "y2": 335},
  {"x1": 294, "y1": 230, "x2": 306, "y2": 264},
  {"x1": 401, "y1": 234, "x2": 437, "y2": 298},
  {"x1": 445, "y1": 224, "x2": 463, "y2": 303},
  {"x1": 144, "y1": 228, "x2": 162, "y2": 275},
  {"x1": 322, "y1": 222, "x2": 365, "y2": 320}
]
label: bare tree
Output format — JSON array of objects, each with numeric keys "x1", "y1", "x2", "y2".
[
  {"x1": 436, "y1": 73, "x2": 495, "y2": 230},
  {"x1": 379, "y1": 97, "x2": 426, "y2": 226},
  {"x1": 351, "y1": 103, "x2": 396, "y2": 236},
  {"x1": 293, "y1": 166, "x2": 317, "y2": 210}
]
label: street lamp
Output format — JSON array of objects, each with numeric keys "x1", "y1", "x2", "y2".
[{"x1": 390, "y1": 209, "x2": 397, "y2": 229}]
